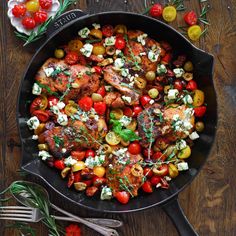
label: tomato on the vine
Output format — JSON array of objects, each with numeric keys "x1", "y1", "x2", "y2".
[
  {"x1": 102, "y1": 25, "x2": 114, "y2": 37},
  {"x1": 32, "y1": 110, "x2": 50, "y2": 122},
  {"x1": 184, "y1": 10, "x2": 198, "y2": 26},
  {"x1": 115, "y1": 37, "x2": 126, "y2": 50},
  {"x1": 30, "y1": 96, "x2": 48, "y2": 114},
  {"x1": 12, "y1": 4, "x2": 26, "y2": 18},
  {"x1": 143, "y1": 167, "x2": 153, "y2": 178},
  {"x1": 39, "y1": 0, "x2": 52, "y2": 10},
  {"x1": 187, "y1": 25, "x2": 202, "y2": 41},
  {"x1": 34, "y1": 10, "x2": 48, "y2": 24},
  {"x1": 150, "y1": 176, "x2": 162, "y2": 186},
  {"x1": 128, "y1": 142, "x2": 141, "y2": 155},
  {"x1": 162, "y1": 6, "x2": 177, "y2": 22},
  {"x1": 115, "y1": 191, "x2": 130, "y2": 204},
  {"x1": 65, "y1": 51, "x2": 79, "y2": 65},
  {"x1": 149, "y1": 3, "x2": 163, "y2": 18},
  {"x1": 186, "y1": 80, "x2": 198, "y2": 91},
  {"x1": 94, "y1": 102, "x2": 107, "y2": 115},
  {"x1": 54, "y1": 160, "x2": 65, "y2": 170},
  {"x1": 140, "y1": 95, "x2": 151, "y2": 107},
  {"x1": 133, "y1": 105, "x2": 143, "y2": 117},
  {"x1": 22, "y1": 17, "x2": 36, "y2": 29},
  {"x1": 194, "y1": 106, "x2": 206, "y2": 117},
  {"x1": 78, "y1": 96, "x2": 93, "y2": 111},
  {"x1": 174, "y1": 79, "x2": 184, "y2": 91},
  {"x1": 142, "y1": 181, "x2": 153, "y2": 193}
]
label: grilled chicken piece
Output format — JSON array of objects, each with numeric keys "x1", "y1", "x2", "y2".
[
  {"x1": 103, "y1": 92, "x2": 125, "y2": 108},
  {"x1": 103, "y1": 66, "x2": 141, "y2": 104}
]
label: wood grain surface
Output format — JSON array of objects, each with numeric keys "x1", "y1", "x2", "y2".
[{"x1": 0, "y1": 0, "x2": 236, "y2": 235}]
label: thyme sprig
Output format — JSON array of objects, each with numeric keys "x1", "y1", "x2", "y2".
[{"x1": 169, "y1": 0, "x2": 186, "y2": 11}]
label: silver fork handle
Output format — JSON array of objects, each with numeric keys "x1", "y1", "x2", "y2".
[
  {"x1": 52, "y1": 215, "x2": 123, "y2": 228},
  {"x1": 51, "y1": 203, "x2": 119, "y2": 236}
]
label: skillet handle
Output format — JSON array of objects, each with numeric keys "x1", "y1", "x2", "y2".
[
  {"x1": 47, "y1": 9, "x2": 87, "y2": 37},
  {"x1": 162, "y1": 197, "x2": 199, "y2": 236}
]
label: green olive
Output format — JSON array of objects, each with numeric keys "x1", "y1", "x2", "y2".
[
  {"x1": 195, "y1": 121, "x2": 204, "y2": 132},
  {"x1": 92, "y1": 93, "x2": 103, "y2": 102},
  {"x1": 184, "y1": 61, "x2": 193, "y2": 72},
  {"x1": 145, "y1": 71, "x2": 156, "y2": 81},
  {"x1": 148, "y1": 88, "x2": 159, "y2": 99},
  {"x1": 54, "y1": 49, "x2": 65, "y2": 59}
]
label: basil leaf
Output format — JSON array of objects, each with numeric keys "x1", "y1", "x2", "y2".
[{"x1": 119, "y1": 129, "x2": 140, "y2": 142}]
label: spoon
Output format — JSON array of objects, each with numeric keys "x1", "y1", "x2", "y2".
[{"x1": 10, "y1": 181, "x2": 121, "y2": 236}]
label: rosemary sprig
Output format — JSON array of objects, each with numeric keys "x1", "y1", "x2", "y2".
[
  {"x1": 198, "y1": 4, "x2": 211, "y2": 25},
  {"x1": 169, "y1": 0, "x2": 186, "y2": 11},
  {"x1": 5, "y1": 222, "x2": 36, "y2": 236}
]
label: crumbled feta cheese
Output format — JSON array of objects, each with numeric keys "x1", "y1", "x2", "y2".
[
  {"x1": 64, "y1": 156, "x2": 77, "y2": 166},
  {"x1": 32, "y1": 135, "x2": 38, "y2": 140},
  {"x1": 51, "y1": 105, "x2": 60, "y2": 115},
  {"x1": 108, "y1": 164, "x2": 113, "y2": 168},
  {"x1": 164, "y1": 176, "x2": 172, "y2": 182},
  {"x1": 104, "y1": 36, "x2": 116, "y2": 46},
  {"x1": 173, "y1": 114, "x2": 180, "y2": 121},
  {"x1": 57, "y1": 114, "x2": 68, "y2": 126},
  {"x1": 57, "y1": 102, "x2": 65, "y2": 110},
  {"x1": 183, "y1": 95, "x2": 193, "y2": 104},
  {"x1": 32, "y1": 83, "x2": 42, "y2": 95},
  {"x1": 114, "y1": 58, "x2": 125, "y2": 68},
  {"x1": 97, "y1": 54, "x2": 104, "y2": 59},
  {"x1": 100, "y1": 186, "x2": 112, "y2": 200},
  {"x1": 139, "y1": 52, "x2": 146, "y2": 56},
  {"x1": 119, "y1": 116, "x2": 132, "y2": 126},
  {"x1": 43, "y1": 67, "x2": 54, "y2": 77},
  {"x1": 167, "y1": 89, "x2": 179, "y2": 100},
  {"x1": 105, "y1": 85, "x2": 113, "y2": 91},
  {"x1": 176, "y1": 139, "x2": 187, "y2": 150},
  {"x1": 121, "y1": 95, "x2": 132, "y2": 104},
  {"x1": 78, "y1": 27, "x2": 90, "y2": 38},
  {"x1": 116, "y1": 49, "x2": 122, "y2": 55},
  {"x1": 137, "y1": 33, "x2": 148, "y2": 46},
  {"x1": 92, "y1": 23, "x2": 100, "y2": 29},
  {"x1": 85, "y1": 155, "x2": 106, "y2": 168},
  {"x1": 173, "y1": 68, "x2": 185, "y2": 78},
  {"x1": 27, "y1": 116, "x2": 40, "y2": 130},
  {"x1": 38, "y1": 150, "x2": 51, "y2": 161},
  {"x1": 121, "y1": 68, "x2": 129, "y2": 77},
  {"x1": 149, "y1": 99, "x2": 155, "y2": 105},
  {"x1": 62, "y1": 148, "x2": 67, "y2": 153},
  {"x1": 177, "y1": 162, "x2": 189, "y2": 171},
  {"x1": 113, "y1": 148, "x2": 127, "y2": 157},
  {"x1": 80, "y1": 43, "x2": 93, "y2": 57},
  {"x1": 184, "y1": 108, "x2": 194, "y2": 118},
  {"x1": 156, "y1": 64, "x2": 167, "y2": 75},
  {"x1": 148, "y1": 50, "x2": 159, "y2": 62},
  {"x1": 189, "y1": 131, "x2": 199, "y2": 140}
]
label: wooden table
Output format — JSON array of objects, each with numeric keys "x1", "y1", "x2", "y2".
[{"x1": 1, "y1": 0, "x2": 236, "y2": 235}]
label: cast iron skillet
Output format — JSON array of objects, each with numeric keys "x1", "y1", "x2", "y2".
[{"x1": 17, "y1": 10, "x2": 217, "y2": 236}]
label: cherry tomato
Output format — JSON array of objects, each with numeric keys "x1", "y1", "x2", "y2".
[
  {"x1": 115, "y1": 37, "x2": 126, "y2": 50},
  {"x1": 115, "y1": 191, "x2": 130, "y2": 204},
  {"x1": 102, "y1": 25, "x2": 114, "y2": 37},
  {"x1": 74, "y1": 172, "x2": 82, "y2": 183},
  {"x1": 123, "y1": 107, "x2": 133, "y2": 117},
  {"x1": 133, "y1": 105, "x2": 143, "y2": 117},
  {"x1": 186, "y1": 80, "x2": 198, "y2": 91},
  {"x1": 94, "y1": 102, "x2": 107, "y2": 115},
  {"x1": 96, "y1": 86, "x2": 106, "y2": 97},
  {"x1": 155, "y1": 164, "x2": 169, "y2": 176},
  {"x1": 149, "y1": 3, "x2": 163, "y2": 18},
  {"x1": 184, "y1": 10, "x2": 198, "y2": 26},
  {"x1": 86, "y1": 186, "x2": 98, "y2": 197},
  {"x1": 194, "y1": 106, "x2": 206, "y2": 117},
  {"x1": 82, "y1": 179, "x2": 92, "y2": 187},
  {"x1": 128, "y1": 142, "x2": 141, "y2": 155},
  {"x1": 174, "y1": 79, "x2": 184, "y2": 91},
  {"x1": 162, "y1": 6, "x2": 177, "y2": 22},
  {"x1": 143, "y1": 148, "x2": 154, "y2": 158},
  {"x1": 71, "y1": 151, "x2": 86, "y2": 161},
  {"x1": 12, "y1": 4, "x2": 26, "y2": 18},
  {"x1": 152, "y1": 151, "x2": 167, "y2": 161},
  {"x1": 34, "y1": 10, "x2": 48, "y2": 24},
  {"x1": 30, "y1": 96, "x2": 48, "y2": 113},
  {"x1": 54, "y1": 160, "x2": 65, "y2": 170},
  {"x1": 32, "y1": 110, "x2": 50, "y2": 122},
  {"x1": 78, "y1": 96, "x2": 93, "y2": 111},
  {"x1": 39, "y1": 0, "x2": 52, "y2": 10},
  {"x1": 150, "y1": 176, "x2": 162, "y2": 186},
  {"x1": 65, "y1": 51, "x2": 79, "y2": 65},
  {"x1": 140, "y1": 95, "x2": 151, "y2": 107},
  {"x1": 93, "y1": 176, "x2": 106, "y2": 187},
  {"x1": 22, "y1": 17, "x2": 36, "y2": 29},
  {"x1": 161, "y1": 53, "x2": 172, "y2": 64},
  {"x1": 187, "y1": 25, "x2": 202, "y2": 41},
  {"x1": 85, "y1": 149, "x2": 95, "y2": 158},
  {"x1": 142, "y1": 181, "x2": 153, "y2": 193},
  {"x1": 26, "y1": 0, "x2": 40, "y2": 13},
  {"x1": 65, "y1": 224, "x2": 81, "y2": 236},
  {"x1": 143, "y1": 167, "x2": 153, "y2": 178},
  {"x1": 93, "y1": 66, "x2": 102, "y2": 74},
  {"x1": 47, "y1": 96, "x2": 59, "y2": 107}
]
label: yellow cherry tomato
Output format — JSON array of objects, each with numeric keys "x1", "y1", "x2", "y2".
[
  {"x1": 68, "y1": 39, "x2": 83, "y2": 53},
  {"x1": 90, "y1": 29, "x2": 103, "y2": 39},
  {"x1": 178, "y1": 145, "x2": 191, "y2": 159},
  {"x1": 64, "y1": 101, "x2": 78, "y2": 116},
  {"x1": 93, "y1": 166, "x2": 106, "y2": 177},
  {"x1": 193, "y1": 89, "x2": 205, "y2": 107},
  {"x1": 54, "y1": 49, "x2": 65, "y2": 59},
  {"x1": 105, "y1": 131, "x2": 121, "y2": 145},
  {"x1": 187, "y1": 25, "x2": 202, "y2": 41},
  {"x1": 162, "y1": 6, "x2": 177, "y2": 22},
  {"x1": 92, "y1": 45, "x2": 106, "y2": 55},
  {"x1": 110, "y1": 109, "x2": 123, "y2": 120},
  {"x1": 26, "y1": 0, "x2": 40, "y2": 13},
  {"x1": 72, "y1": 161, "x2": 86, "y2": 172}
]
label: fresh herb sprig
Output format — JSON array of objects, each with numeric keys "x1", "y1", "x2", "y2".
[
  {"x1": 169, "y1": 0, "x2": 186, "y2": 11},
  {"x1": 198, "y1": 4, "x2": 210, "y2": 25}
]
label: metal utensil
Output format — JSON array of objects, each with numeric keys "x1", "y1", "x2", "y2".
[{"x1": 10, "y1": 181, "x2": 120, "y2": 236}]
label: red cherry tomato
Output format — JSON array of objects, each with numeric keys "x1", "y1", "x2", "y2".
[
  {"x1": 47, "y1": 96, "x2": 59, "y2": 107},
  {"x1": 65, "y1": 51, "x2": 79, "y2": 65},
  {"x1": 143, "y1": 148, "x2": 154, "y2": 158},
  {"x1": 149, "y1": 3, "x2": 163, "y2": 18},
  {"x1": 71, "y1": 151, "x2": 85, "y2": 161},
  {"x1": 86, "y1": 186, "x2": 98, "y2": 197},
  {"x1": 157, "y1": 164, "x2": 169, "y2": 176},
  {"x1": 12, "y1": 4, "x2": 26, "y2": 18},
  {"x1": 142, "y1": 181, "x2": 153, "y2": 193},
  {"x1": 150, "y1": 176, "x2": 162, "y2": 186},
  {"x1": 123, "y1": 107, "x2": 133, "y2": 117},
  {"x1": 115, "y1": 37, "x2": 126, "y2": 50},
  {"x1": 128, "y1": 142, "x2": 141, "y2": 155},
  {"x1": 54, "y1": 160, "x2": 65, "y2": 170},
  {"x1": 115, "y1": 191, "x2": 130, "y2": 204},
  {"x1": 93, "y1": 176, "x2": 106, "y2": 187},
  {"x1": 85, "y1": 149, "x2": 95, "y2": 158},
  {"x1": 174, "y1": 79, "x2": 184, "y2": 91},
  {"x1": 133, "y1": 105, "x2": 143, "y2": 117},
  {"x1": 96, "y1": 86, "x2": 106, "y2": 97},
  {"x1": 74, "y1": 172, "x2": 82, "y2": 183},
  {"x1": 93, "y1": 66, "x2": 102, "y2": 74},
  {"x1": 140, "y1": 95, "x2": 151, "y2": 107},
  {"x1": 194, "y1": 106, "x2": 206, "y2": 117},
  {"x1": 94, "y1": 102, "x2": 107, "y2": 115},
  {"x1": 186, "y1": 80, "x2": 198, "y2": 91},
  {"x1": 184, "y1": 10, "x2": 198, "y2": 26},
  {"x1": 34, "y1": 10, "x2": 48, "y2": 24},
  {"x1": 152, "y1": 151, "x2": 167, "y2": 161},
  {"x1": 39, "y1": 0, "x2": 52, "y2": 10},
  {"x1": 32, "y1": 110, "x2": 50, "y2": 122},
  {"x1": 22, "y1": 17, "x2": 36, "y2": 29},
  {"x1": 65, "y1": 224, "x2": 81, "y2": 236},
  {"x1": 82, "y1": 180, "x2": 92, "y2": 187},
  {"x1": 143, "y1": 167, "x2": 153, "y2": 178},
  {"x1": 30, "y1": 96, "x2": 48, "y2": 114},
  {"x1": 102, "y1": 25, "x2": 114, "y2": 37},
  {"x1": 161, "y1": 53, "x2": 172, "y2": 64},
  {"x1": 78, "y1": 96, "x2": 93, "y2": 111}
]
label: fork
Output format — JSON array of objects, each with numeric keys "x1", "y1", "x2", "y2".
[{"x1": 0, "y1": 206, "x2": 119, "y2": 236}]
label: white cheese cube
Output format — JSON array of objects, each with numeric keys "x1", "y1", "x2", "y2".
[
  {"x1": 100, "y1": 186, "x2": 112, "y2": 200},
  {"x1": 27, "y1": 116, "x2": 40, "y2": 130},
  {"x1": 176, "y1": 139, "x2": 187, "y2": 150},
  {"x1": 183, "y1": 95, "x2": 193, "y2": 104},
  {"x1": 137, "y1": 34, "x2": 148, "y2": 46},
  {"x1": 177, "y1": 162, "x2": 189, "y2": 171},
  {"x1": 189, "y1": 131, "x2": 199, "y2": 140},
  {"x1": 148, "y1": 50, "x2": 159, "y2": 62},
  {"x1": 80, "y1": 43, "x2": 93, "y2": 57},
  {"x1": 121, "y1": 95, "x2": 132, "y2": 104},
  {"x1": 32, "y1": 135, "x2": 38, "y2": 140},
  {"x1": 57, "y1": 101, "x2": 65, "y2": 110},
  {"x1": 119, "y1": 116, "x2": 132, "y2": 126},
  {"x1": 92, "y1": 23, "x2": 100, "y2": 29},
  {"x1": 64, "y1": 156, "x2": 77, "y2": 166},
  {"x1": 167, "y1": 89, "x2": 179, "y2": 100},
  {"x1": 114, "y1": 58, "x2": 125, "y2": 68},
  {"x1": 173, "y1": 68, "x2": 185, "y2": 78},
  {"x1": 104, "y1": 36, "x2": 116, "y2": 46},
  {"x1": 78, "y1": 27, "x2": 90, "y2": 38},
  {"x1": 38, "y1": 150, "x2": 51, "y2": 161},
  {"x1": 32, "y1": 83, "x2": 42, "y2": 95},
  {"x1": 57, "y1": 114, "x2": 68, "y2": 126},
  {"x1": 43, "y1": 67, "x2": 54, "y2": 77}
]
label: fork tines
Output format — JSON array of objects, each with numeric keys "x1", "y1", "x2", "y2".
[{"x1": 0, "y1": 206, "x2": 34, "y2": 221}]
